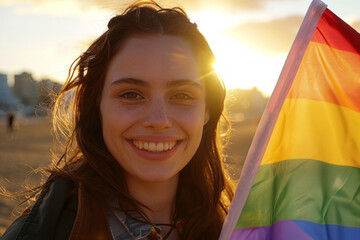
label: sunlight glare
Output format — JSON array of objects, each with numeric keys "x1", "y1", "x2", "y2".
[
  {"x1": 210, "y1": 35, "x2": 284, "y2": 95},
  {"x1": 193, "y1": 10, "x2": 287, "y2": 96}
]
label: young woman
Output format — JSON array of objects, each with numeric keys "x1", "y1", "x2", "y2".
[{"x1": 1, "y1": 1, "x2": 233, "y2": 239}]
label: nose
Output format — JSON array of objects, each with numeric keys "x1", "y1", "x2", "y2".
[{"x1": 142, "y1": 97, "x2": 172, "y2": 130}]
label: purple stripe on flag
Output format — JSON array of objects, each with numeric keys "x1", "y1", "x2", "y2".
[
  {"x1": 230, "y1": 220, "x2": 360, "y2": 240},
  {"x1": 230, "y1": 220, "x2": 313, "y2": 240}
]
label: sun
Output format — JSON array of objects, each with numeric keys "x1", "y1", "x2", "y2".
[
  {"x1": 210, "y1": 38, "x2": 257, "y2": 90},
  {"x1": 209, "y1": 35, "x2": 285, "y2": 96},
  {"x1": 191, "y1": 10, "x2": 286, "y2": 96}
]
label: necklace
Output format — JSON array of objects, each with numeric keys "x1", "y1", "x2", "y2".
[{"x1": 147, "y1": 219, "x2": 184, "y2": 240}]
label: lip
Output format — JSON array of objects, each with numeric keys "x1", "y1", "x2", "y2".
[
  {"x1": 130, "y1": 135, "x2": 180, "y2": 142},
  {"x1": 127, "y1": 138, "x2": 182, "y2": 161}
]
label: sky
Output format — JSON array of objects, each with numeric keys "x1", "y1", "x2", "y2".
[{"x1": 1, "y1": 0, "x2": 360, "y2": 95}]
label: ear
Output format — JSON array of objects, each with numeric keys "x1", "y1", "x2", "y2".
[{"x1": 204, "y1": 109, "x2": 210, "y2": 125}]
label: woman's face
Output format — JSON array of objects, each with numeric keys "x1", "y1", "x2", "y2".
[{"x1": 100, "y1": 35, "x2": 209, "y2": 183}]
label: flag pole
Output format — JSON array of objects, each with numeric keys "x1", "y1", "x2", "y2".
[{"x1": 219, "y1": 1, "x2": 327, "y2": 239}]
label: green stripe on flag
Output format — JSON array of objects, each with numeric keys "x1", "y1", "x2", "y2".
[{"x1": 236, "y1": 159, "x2": 360, "y2": 229}]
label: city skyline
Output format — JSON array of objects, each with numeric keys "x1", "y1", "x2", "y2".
[{"x1": 0, "y1": 71, "x2": 62, "y2": 113}]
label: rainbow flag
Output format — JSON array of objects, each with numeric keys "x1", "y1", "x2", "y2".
[{"x1": 220, "y1": 0, "x2": 360, "y2": 239}]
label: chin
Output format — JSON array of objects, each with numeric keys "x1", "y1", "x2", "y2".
[{"x1": 135, "y1": 170, "x2": 178, "y2": 183}]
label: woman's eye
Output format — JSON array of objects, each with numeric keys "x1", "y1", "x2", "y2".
[
  {"x1": 172, "y1": 93, "x2": 193, "y2": 100},
  {"x1": 119, "y1": 92, "x2": 143, "y2": 99}
]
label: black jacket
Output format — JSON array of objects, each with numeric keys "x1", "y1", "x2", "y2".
[{"x1": 1, "y1": 178, "x2": 77, "y2": 240}]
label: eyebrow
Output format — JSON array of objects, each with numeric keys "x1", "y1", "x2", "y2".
[
  {"x1": 111, "y1": 78, "x2": 149, "y2": 87},
  {"x1": 111, "y1": 78, "x2": 203, "y2": 89},
  {"x1": 166, "y1": 79, "x2": 203, "y2": 89}
]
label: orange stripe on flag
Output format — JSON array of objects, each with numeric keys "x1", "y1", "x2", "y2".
[{"x1": 287, "y1": 42, "x2": 360, "y2": 113}]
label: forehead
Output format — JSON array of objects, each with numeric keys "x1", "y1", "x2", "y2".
[{"x1": 105, "y1": 35, "x2": 202, "y2": 85}]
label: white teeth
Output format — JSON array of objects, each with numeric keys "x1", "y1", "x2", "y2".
[
  {"x1": 132, "y1": 140, "x2": 177, "y2": 152},
  {"x1": 149, "y1": 142, "x2": 156, "y2": 152},
  {"x1": 156, "y1": 143, "x2": 163, "y2": 152}
]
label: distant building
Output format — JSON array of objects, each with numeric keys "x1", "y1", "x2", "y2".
[
  {"x1": 0, "y1": 73, "x2": 21, "y2": 110},
  {"x1": 225, "y1": 87, "x2": 268, "y2": 122},
  {"x1": 38, "y1": 79, "x2": 63, "y2": 107},
  {"x1": 13, "y1": 72, "x2": 40, "y2": 106},
  {"x1": 40, "y1": 79, "x2": 62, "y2": 94}
]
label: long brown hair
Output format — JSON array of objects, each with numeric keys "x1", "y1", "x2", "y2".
[{"x1": 49, "y1": 0, "x2": 233, "y2": 238}]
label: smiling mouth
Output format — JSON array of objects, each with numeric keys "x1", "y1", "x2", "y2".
[{"x1": 132, "y1": 140, "x2": 177, "y2": 152}]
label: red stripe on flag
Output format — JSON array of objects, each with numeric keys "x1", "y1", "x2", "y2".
[{"x1": 311, "y1": 9, "x2": 360, "y2": 54}]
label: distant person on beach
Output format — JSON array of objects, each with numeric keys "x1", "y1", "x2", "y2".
[
  {"x1": 1, "y1": 1, "x2": 233, "y2": 239},
  {"x1": 5, "y1": 110, "x2": 15, "y2": 132}
]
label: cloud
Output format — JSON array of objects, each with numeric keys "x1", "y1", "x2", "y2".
[
  {"x1": 171, "y1": 0, "x2": 264, "y2": 11},
  {"x1": 0, "y1": 0, "x2": 275, "y2": 12},
  {"x1": 225, "y1": 15, "x2": 303, "y2": 55},
  {"x1": 352, "y1": 21, "x2": 360, "y2": 32},
  {"x1": 62, "y1": 0, "x2": 265, "y2": 11},
  {"x1": 40, "y1": 0, "x2": 266, "y2": 12},
  {"x1": 346, "y1": 17, "x2": 360, "y2": 33}
]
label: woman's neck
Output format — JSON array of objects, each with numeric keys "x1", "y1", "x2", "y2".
[{"x1": 126, "y1": 174, "x2": 179, "y2": 224}]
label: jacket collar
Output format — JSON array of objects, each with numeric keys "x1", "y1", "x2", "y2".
[{"x1": 108, "y1": 211, "x2": 161, "y2": 239}]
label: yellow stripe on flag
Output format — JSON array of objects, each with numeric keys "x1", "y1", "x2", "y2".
[{"x1": 261, "y1": 98, "x2": 360, "y2": 167}]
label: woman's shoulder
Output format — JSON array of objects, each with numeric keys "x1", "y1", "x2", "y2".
[{"x1": 0, "y1": 177, "x2": 78, "y2": 240}]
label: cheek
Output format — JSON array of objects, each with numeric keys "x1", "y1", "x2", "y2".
[
  {"x1": 172, "y1": 108, "x2": 207, "y2": 148},
  {"x1": 101, "y1": 100, "x2": 137, "y2": 125},
  {"x1": 101, "y1": 103, "x2": 145, "y2": 146},
  {"x1": 172, "y1": 106, "x2": 207, "y2": 127}
]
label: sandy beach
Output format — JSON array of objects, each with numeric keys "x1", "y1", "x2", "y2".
[{"x1": 0, "y1": 117, "x2": 53, "y2": 235}]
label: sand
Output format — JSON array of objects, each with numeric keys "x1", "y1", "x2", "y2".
[{"x1": 0, "y1": 117, "x2": 53, "y2": 235}]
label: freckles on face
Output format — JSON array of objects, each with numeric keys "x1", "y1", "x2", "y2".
[{"x1": 100, "y1": 35, "x2": 209, "y2": 183}]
